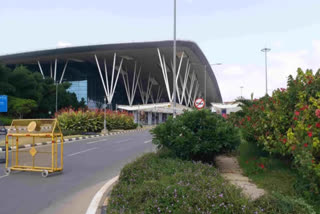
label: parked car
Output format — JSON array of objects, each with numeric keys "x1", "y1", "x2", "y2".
[{"x1": 0, "y1": 121, "x2": 7, "y2": 135}]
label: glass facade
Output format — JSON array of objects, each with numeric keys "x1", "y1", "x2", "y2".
[{"x1": 67, "y1": 80, "x2": 88, "y2": 104}]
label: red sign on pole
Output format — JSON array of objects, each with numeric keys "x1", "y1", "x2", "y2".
[{"x1": 194, "y1": 98, "x2": 205, "y2": 110}]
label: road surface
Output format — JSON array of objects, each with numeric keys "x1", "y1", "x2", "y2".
[{"x1": 0, "y1": 130, "x2": 154, "y2": 214}]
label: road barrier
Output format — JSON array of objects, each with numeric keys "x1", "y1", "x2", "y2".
[{"x1": 5, "y1": 119, "x2": 63, "y2": 177}]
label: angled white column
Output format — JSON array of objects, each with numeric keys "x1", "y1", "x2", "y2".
[
  {"x1": 171, "y1": 52, "x2": 184, "y2": 104},
  {"x1": 94, "y1": 54, "x2": 123, "y2": 104},
  {"x1": 156, "y1": 86, "x2": 163, "y2": 103},
  {"x1": 37, "y1": 61, "x2": 45, "y2": 79},
  {"x1": 121, "y1": 63, "x2": 141, "y2": 106},
  {"x1": 50, "y1": 62, "x2": 53, "y2": 78},
  {"x1": 59, "y1": 60, "x2": 69, "y2": 84},
  {"x1": 180, "y1": 60, "x2": 191, "y2": 105},
  {"x1": 145, "y1": 74, "x2": 153, "y2": 104},
  {"x1": 94, "y1": 55, "x2": 108, "y2": 99},
  {"x1": 192, "y1": 81, "x2": 200, "y2": 106},
  {"x1": 138, "y1": 80, "x2": 147, "y2": 104},
  {"x1": 157, "y1": 48, "x2": 172, "y2": 102},
  {"x1": 187, "y1": 72, "x2": 196, "y2": 106},
  {"x1": 54, "y1": 58, "x2": 58, "y2": 82},
  {"x1": 103, "y1": 59, "x2": 110, "y2": 96}
]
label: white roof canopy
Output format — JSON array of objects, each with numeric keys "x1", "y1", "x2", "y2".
[{"x1": 117, "y1": 102, "x2": 191, "y2": 114}]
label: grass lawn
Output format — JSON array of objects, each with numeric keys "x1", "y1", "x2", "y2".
[
  {"x1": 0, "y1": 135, "x2": 83, "y2": 146},
  {"x1": 106, "y1": 150, "x2": 314, "y2": 214},
  {"x1": 238, "y1": 140, "x2": 320, "y2": 213}
]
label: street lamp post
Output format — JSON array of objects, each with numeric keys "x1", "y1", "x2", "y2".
[
  {"x1": 173, "y1": 0, "x2": 177, "y2": 118},
  {"x1": 240, "y1": 86, "x2": 244, "y2": 98},
  {"x1": 191, "y1": 63, "x2": 222, "y2": 106},
  {"x1": 261, "y1": 48, "x2": 271, "y2": 95},
  {"x1": 104, "y1": 97, "x2": 106, "y2": 132},
  {"x1": 55, "y1": 82, "x2": 58, "y2": 114}
]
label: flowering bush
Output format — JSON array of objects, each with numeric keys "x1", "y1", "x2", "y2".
[
  {"x1": 231, "y1": 68, "x2": 320, "y2": 193},
  {"x1": 56, "y1": 108, "x2": 137, "y2": 132}
]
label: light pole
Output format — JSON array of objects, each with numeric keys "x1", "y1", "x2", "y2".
[
  {"x1": 173, "y1": 0, "x2": 177, "y2": 118},
  {"x1": 240, "y1": 86, "x2": 244, "y2": 98},
  {"x1": 55, "y1": 82, "x2": 58, "y2": 114},
  {"x1": 261, "y1": 48, "x2": 271, "y2": 95},
  {"x1": 103, "y1": 97, "x2": 107, "y2": 132},
  {"x1": 191, "y1": 63, "x2": 222, "y2": 105}
]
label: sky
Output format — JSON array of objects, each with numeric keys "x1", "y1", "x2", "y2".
[{"x1": 1, "y1": 0, "x2": 320, "y2": 101}]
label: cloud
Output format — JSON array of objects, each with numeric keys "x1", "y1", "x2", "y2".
[
  {"x1": 56, "y1": 41, "x2": 72, "y2": 48},
  {"x1": 216, "y1": 40, "x2": 320, "y2": 102}
]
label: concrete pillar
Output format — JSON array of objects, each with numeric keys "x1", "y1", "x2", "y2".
[
  {"x1": 133, "y1": 111, "x2": 138, "y2": 123},
  {"x1": 148, "y1": 112, "x2": 152, "y2": 125},
  {"x1": 159, "y1": 113, "x2": 163, "y2": 123}
]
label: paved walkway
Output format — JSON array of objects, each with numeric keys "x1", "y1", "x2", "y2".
[{"x1": 215, "y1": 155, "x2": 265, "y2": 200}]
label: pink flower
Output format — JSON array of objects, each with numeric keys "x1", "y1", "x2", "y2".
[
  {"x1": 316, "y1": 123, "x2": 320, "y2": 128},
  {"x1": 316, "y1": 109, "x2": 320, "y2": 119},
  {"x1": 293, "y1": 117, "x2": 298, "y2": 121},
  {"x1": 308, "y1": 132, "x2": 313, "y2": 137},
  {"x1": 295, "y1": 111, "x2": 300, "y2": 116},
  {"x1": 304, "y1": 143, "x2": 308, "y2": 147}
]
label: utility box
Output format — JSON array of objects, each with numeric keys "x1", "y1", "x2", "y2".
[{"x1": 5, "y1": 119, "x2": 63, "y2": 177}]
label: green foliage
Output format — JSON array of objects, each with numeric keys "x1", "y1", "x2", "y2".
[
  {"x1": 107, "y1": 151, "x2": 315, "y2": 214},
  {"x1": 230, "y1": 68, "x2": 320, "y2": 194},
  {"x1": 238, "y1": 140, "x2": 320, "y2": 212},
  {"x1": 151, "y1": 109, "x2": 240, "y2": 162},
  {"x1": 0, "y1": 64, "x2": 86, "y2": 118},
  {"x1": 57, "y1": 109, "x2": 137, "y2": 132},
  {"x1": 61, "y1": 129, "x2": 83, "y2": 136},
  {"x1": 8, "y1": 96, "x2": 37, "y2": 118},
  {"x1": 0, "y1": 115, "x2": 13, "y2": 125}
]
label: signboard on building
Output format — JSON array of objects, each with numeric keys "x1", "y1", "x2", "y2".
[
  {"x1": 0, "y1": 95, "x2": 8, "y2": 112},
  {"x1": 194, "y1": 98, "x2": 205, "y2": 110}
]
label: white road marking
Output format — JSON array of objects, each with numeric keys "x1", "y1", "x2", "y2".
[
  {"x1": 86, "y1": 139, "x2": 107, "y2": 145},
  {"x1": 0, "y1": 171, "x2": 22, "y2": 180},
  {"x1": 0, "y1": 175, "x2": 8, "y2": 179},
  {"x1": 67, "y1": 147, "x2": 97, "y2": 157},
  {"x1": 113, "y1": 139, "x2": 130, "y2": 144},
  {"x1": 144, "y1": 140, "x2": 152, "y2": 144}
]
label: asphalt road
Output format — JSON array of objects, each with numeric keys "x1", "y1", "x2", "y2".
[{"x1": 0, "y1": 130, "x2": 155, "y2": 214}]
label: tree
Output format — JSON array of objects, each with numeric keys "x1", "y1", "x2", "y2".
[
  {"x1": 0, "y1": 64, "x2": 87, "y2": 118},
  {"x1": 8, "y1": 96, "x2": 37, "y2": 118}
]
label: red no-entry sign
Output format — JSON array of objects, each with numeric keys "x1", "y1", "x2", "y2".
[{"x1": 194, "y1": 98, "x2": 205, "y2": 110}]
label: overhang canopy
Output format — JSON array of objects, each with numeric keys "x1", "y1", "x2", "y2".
[{"x1": 0, "y1": 40, "x2": 222, "y2": 105}]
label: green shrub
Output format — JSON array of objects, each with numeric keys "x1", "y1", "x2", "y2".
[
  {"x1": 56, "y1": 108, "x2": 136, "y2": 132},
  {"x1": 253, "y1": 193, "x2": 316, "y2": 214},
  {"x1": 61, "y1": 129, "x2": 83, "y2": 136},
  {"x1": 151, "y1": 109, "x2": 240, "y2": 162},
  {"x1": 107, "y1": 152, "x2": 316, "y2": 214},
  {"x1": 108, "y1": 152, "x2": 252, "y2": 214}
]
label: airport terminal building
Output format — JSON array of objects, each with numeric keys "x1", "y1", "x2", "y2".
[{"x1": 0, "y1": 40, "x2": 222, "y2": 124}]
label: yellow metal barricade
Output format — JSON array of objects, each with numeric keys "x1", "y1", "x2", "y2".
[{"x1": 5, "y1": 119, "x2": 63, "y2": 177}]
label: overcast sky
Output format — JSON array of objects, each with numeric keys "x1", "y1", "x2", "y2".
[{"x1": 1, "y1": 0, "x2": 320, "y2": 101}]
